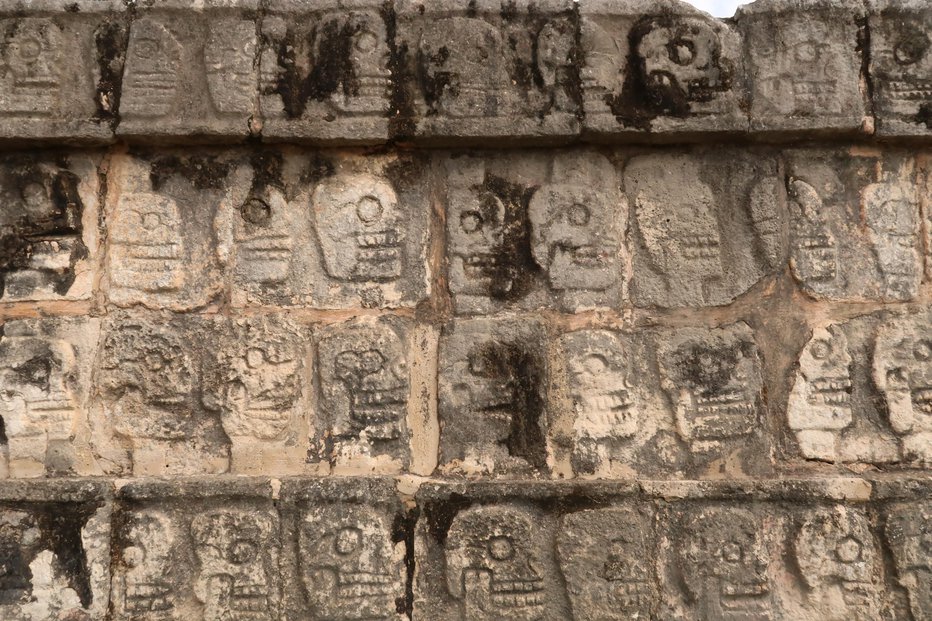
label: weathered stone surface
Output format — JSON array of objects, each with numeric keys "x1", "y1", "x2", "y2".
[
  {"x1": 869, "y1": 0, "x2": 932, "y2": 137},
  {"x1": 394, "y1": 0, "x2": 580, "y2": 144},
  {"x1": 738, "y1": 0, "x2": 869, "y2": 135},
  {"x1": 116, "y1": 1, "x2": 258, "y2": 140},
  {"x1": 259, "y1": 0, "x2": 392, "y2": 144},
  {"x1": 623, "y1": 149, "x2": 785, "y2": 308},
  {"x1": 0, "y1": 152, "x2": 101, "y2": 301},
  {"x1": 885, "y1": 500, "x2": 932, "y2": 620},
  {"x1": 0, "y1": 1, "x2": 124, "y2": 144},
  {"x1": 580, "y1": 0, "x2": 748, "y2": 138},
  {"x1": 445, "y1": 150, "x2": 626, "y2": 314}
]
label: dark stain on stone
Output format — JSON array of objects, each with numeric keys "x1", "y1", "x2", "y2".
[
  {"x1": 300, "y1": 154, "x2": 335, "y2": 188},
  {"x1": 416, "y1": 43, "x2": 454, "y2": 117},
  {"x1": 392, "y1": 507, "x2": 418, "y2": 617},
  {"x1": 93, "y1": 19, "x2": 128, "y2": 126},
  {"x1": 915, "y1": 103, "x2": 932, "y2": 129},
  {"x1": 384, "y1": 2, "x2": 416, "y2": 140},
  {"x1": 385, "y1": 153, "x2": 420, "y2": 187},
  {"x1": 34, "y1": 502, "x2": 99, "y2": 607},
  {"x1": 424, "y1": 494, "x2": 472, "y2": 545},
  {"x1": 0, "y1": 415, "x2": 6, "y2": 444},
  {"x1": 248, "y1": 150, "x2": 284, "y2": 195},
  {"x1": 669, "y1": 341, "x2": 752, "y2": 398},
  {"x1": 530, "y1": 10, "x2": 583, "y2": 120},
  {"x1": 149, "y1": 155, "x2": 232, "y2": 191}
]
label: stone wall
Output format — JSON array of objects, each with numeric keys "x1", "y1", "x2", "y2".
[{"x1": 0, "y1": 0, "x2": 929, "y2": 619}]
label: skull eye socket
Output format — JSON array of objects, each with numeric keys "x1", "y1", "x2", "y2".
[
  {"x1": 914, "y1": 341, "x2": 932, "y2": 361},
  {"x1": 488, "y1": 536, "x2": 515, "y2": 561},
  {"x1": 582, "y1": 354, "x2": 608, "y2": 376},
  {"x1": 246, "y1": 348, "x2": 266, "y2": 369},
  {"x1": 356, "y1": 196, "x2": 383, "y2": 223},
  {"x1": 361, "y1": 350, "x2": 386, "y2": 373},
  {"x1": 809, "y1": 339, "x2": 833, "y2": 360},
  {"x1": 134, "y1": 38, "x2": 159, "y2": 59},
  {"x1": 794, "y1": 41, "x2": 818, "y2": 63},
  {"x1": 567, "y1": 203, "x2": 590, "y2": 226},
  {"x1": 228, "y1": 539, "x2": 258, "y2": 565},
  {"x1": 893, "y1": 35, "x2": 929, "y2": 65},
  {"x1": 834, "y1": 536, "x2": 863, "y2": 564},
  {"x1": 14, "y1": 37, "x2": 42, "y2": 61},
  {"x1": 721, "y1": 541, "x2": 744, "y2": 563},
  {"x1": 355, "y1": 30, "x2": 378, "y2": 53},
  {"x1": 460, "y1": 211, "x2": 483, "y2": 233},
  {"x1": 123, "y1": 545, "x2": 145, "y2": 568},
  {"x1": 335, "y1": 527, "x2": 361, "y2": 555},
  {"x1": 668, "y1": 38, "x2": 695, "y2": 66},
  {"x1": 241, "y1": 198, "x2": 272, "y2": 226}
]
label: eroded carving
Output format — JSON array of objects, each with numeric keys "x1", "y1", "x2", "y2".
[
  {"x1": 886, "y1": 502, "x2": 932, "y2": 620},
  {"x1": 121, "y1": 19, "x2": 182, "y2": 119},
  {"x1": 872, "y1": 9, "x2": 932, "y2": 131},
  {"x1": 0, "y1": 19, "x2": 62, "y2": 116},
  {"x1": 863, "y1": 180, "x2": 921, "y2": 301},
  {"x1": 205, "y1": 18, "x2": 256, "y2": 115},
  {"x1": 116, "y1": 510, "x2": 176, "y2": 617}
]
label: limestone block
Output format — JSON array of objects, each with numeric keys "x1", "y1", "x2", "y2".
[
  {"x1": 549, "y1": 329, "x2": 685, "y2": 478},
  {"x1": 259, "y1": 0, "x2": 393, "y2": 144},
  {"x1": 104, "y1": 152, "x2": 223, "y2": 310},
  {"x1": 89, "y1": 312, "x2": 230, "y2": 476},
  {"x1": 0, "y1": 317, "x2": 100, "y2": 478},
  {"x1": 112, "y1": 479, "x2": 279, "y2": 621},
  {"x1": 202, "y1": 315, "x2": 313, "y2": 476},
  {"x1": 580, "y1": 0, "x2": 748, "y2": 138},
  {"x1": 885, "y1": 501, "x2": 932, "y2": 621},
  {"x1": 214, "y1": 150, "x2": 431, "y2": 309},
  {"x1": 394, "y1": 0, "x2": 580, "y2": 144},
  {"x1": 787, "y1": 311, "x2": 932, "y2": 466},
  {"x1": 279, "y1": 478, "x2": 407, "y2": 620},
  {"x1": 0, "y1": 479, "x2": 111, "y2": 621},
  {"x1": 445, "y1": 150, "x2": 626, "y2": 314},
  {"x1": 655, "y1": 322, "x2": 770, "y2": 477},
  {"x1": 786, "y1": 149, "x2": 921, "y2": 302},
  {"x1": 314, "y1": 316, "x2": 415, "y2": 473},
  {"x1": 0, "y1": 152, "x2": 100, "y2": 302},
  {"x1": 438, "y1": 317, "x2": 549, "y2": 476},
  {"x1": 623, "y1": 150, "x2": 786, "y2": 308},
  {"x1": 921, "y1": 153, "x2": 932, "y2": 280},
  {"x1": 0, "y1": 1, "x2": 124, "y2": 143},
  {"x1": 869, "y1": 0, "x2": 932, "y2": 137},
  {"x1": 738, "y1": 0, "x2": 868, "y2": 135},
  {"x1": 556, "y1": 506, "x2": 657, "y2": 620},
  {"x1": 116, "y1": 1, "x2": 259, "y2": 140}
]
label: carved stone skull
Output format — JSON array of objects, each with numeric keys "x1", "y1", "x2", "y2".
[
  {"x1": 2, "y1": 19, "x2": 61, "y2": 113},
  {"x1": 119, "y1": 510, "x2": 175, "y2": 615},
  {"x1": 191, "y1": 510, "x2": 273, "y2": 621},
  {"x1": 121, "y1": 19, "x2": 181, "y2": 118},
  {"x1": 788, "y1": 177, "x2": 838, "y2": 291},
  {"x1": 109, "y1": 192, "x2": 185, "y2": 295},
  {"x1": 677, "y1": 507, "x2": 773, "y2": 620},
  {"x1": 312, "y1": 172, "x2": 403, "y2": 282},
  {"x1": 885, "y1": 502, "x2": 932, "y2": 621},
  {"x1": 871, "y1": 11, "x2": 932, "y2": 124},
  {"x1": 863, "y1": 180, "x2": 921, "y2": 300},
  {"x1": 205, "y1": 18, "x2": 255, "y2": 115},
  {"x1": 314, "y1": 11, "x2": 391, "y2": 114},
  {"x1": 446, "y1": 505, "x2": 546, "y2": 621},
  {"x1": 873, "y1": 315, "x2": 932, "y2": 463},
  {"x1": 300, "y1": 505, "x2": 398, "y2": 619},
  {"x1": 231, "y1": 190, "x2": 295, "y2": 286},
  {"x1": 536, "y1": 18, "x2": 575, "y2": 112}
]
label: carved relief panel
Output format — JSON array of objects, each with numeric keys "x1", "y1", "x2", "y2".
[
  {"x1": 870, "y1": 3, "x2": 932, "y2": 136},
  {"x1": 885, "y1": 501, "x2": 932, "y2": 621},
  {"x1": 0, "y1": 153, "x2": 100, "y2": 301},
  {"x1": 438, "y1": 318, "x2": 548, "y2": 476},
  {"x1": 623, "y1": 150, "x2": 786, "y2": 308},
  {"x1": 0, "y1": 317, "x2": 100, "y2": 478},
  {"x1": 785, "y1": 150, "x2": 921, "y2": 302},
  {"x1": 580, "y1": 2, "x2": 747, "y2": 135},
  {"x1": 0, "y1": 4, "x2": 124, "y2": 141},
  {"x1": 260, "y1": 0, "x2": 393, "y2": 142},
  {"x1": 90, "y1": 313, "x2": 229, "y2": 476},
  {"x1": 118, "y1": 2, "x2": 258, "y2": 138},
  {"x1": 113, "y1": 481, "x2": 280, "y2": 621},
  {"x1": 396, "y1": 0, "x2": 580, "y2": 140},
  {"x1": 315, "y1": 316, "x2": 413, "y2": 471},
  {"x1": 445, "y1": 150, "x2": 626, "y2": 314}
]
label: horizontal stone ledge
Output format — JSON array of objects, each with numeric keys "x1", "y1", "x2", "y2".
[{"x1": 0, "y1": 0, "x2": 928, "y2": 146}]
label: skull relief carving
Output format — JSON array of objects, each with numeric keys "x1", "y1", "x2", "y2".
[
  {"x1": 205, "y1": 19, "x2": 256, "y2": 115},
  {"x1": 863, "y1": 180, "x2": 921, "y2": 301},
  {"x1": 788, "y1": 177, "x2": 839, "y2": 292},
  {"x1": 231, "y1": 190, "x2": 295, "y2": 286},
  {"x1": 676, "y1": 507, "x2": 773, "y2": 620},
  {"x1": 312, "y1": 173, "x2": 403, "y2": 283},
  {"x1": 109, "y1": 192, "x2": 185, "y2": 296},
  {"x1": 118, "y1": 510, "x2": 175, "y2": 616},
  {"x1": 885, "y1": 502, "x2": 932, "y2": 621},
  {"x1": 121, "y1": 19, "x2": 182, "y2": 119},
  {"x1": 191, "y1": 510, "x2": 273, "y2": 621},
  {"x1": 446, "y1": 505, "x2": 546, "y2": 621},
  {"x1": 872, "y1": 11, "x2": 932, "y2": 128},
  {"x1": 873, "y1": 315, "x2": 932, "y2": 464},
  {"x1": 0, "y1": 19, "x2": 61, "y2": 115},
  {"x1": 300, "y1": 505, "x2": 399, "y2": 619}
]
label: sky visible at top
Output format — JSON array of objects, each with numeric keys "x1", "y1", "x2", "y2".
[{"x1": 683, "y1": 0, "x2": 752, "y2": 17}]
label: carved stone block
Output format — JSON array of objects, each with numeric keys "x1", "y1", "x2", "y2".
[
  {"x1": 0, "y1": 1, "x2": 125, "y2": 142},
  {"x1": 786, "y1": 149, "x2": 921, "y2": 302},
  {"x1": 885, "y1": 501, "x2": 932, "y2": 621},
  {"x1": 438, "y1": 318, "x2": 548, "y2": 476},
  {"x1": 0, "y1": 317, "x2": 100, "y2": 478},
  {"x1": 395, "y1": 0, "x2": 580, "y2": 143},
  {"x1": 0, "y1": 152, "x2": 100, "y2": 301},
  {"x1": 116, "y1": 1, "x2": 259, "y2": 139},
  {"x1": 445, "y1": 150, "x2": 626, "y2": 314},
  {"x1": 869, "y1": 0, "x2": 932, "y2": 137},
  {"x1": 259, "y1": 0, "x2": 392, "y2": 144},
  {"x1": 279, "y1": 478, "x2": 406, "y2": 620},
  {"x1": 0, "y1": 480, "x2": 110, "y2": 621},
  {"x1": 655, "y1": 322, "x2": 770, "y2": 477},
  {"x1": 739, "y1": 0, "x2": 868, "y2": 134},
  {"x1": 113, "y1": 479, "x2": 279, "y2": 621},
  {"x1": 580, "y1": 0, "x2": 748, "y2": 137},
  {"x1": 315, "y1": 316, "x2": 414, "y2": 472},
  {"x1": 623, "y1": 150, "x2": 786, "y2": 308},
  {"x1": 89, "y1": 313, "x2": 230, "y2": 476}
]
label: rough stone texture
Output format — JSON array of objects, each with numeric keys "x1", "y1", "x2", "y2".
[{"x1": 0, "y1": 1, "x2": 930, "y2": 619}]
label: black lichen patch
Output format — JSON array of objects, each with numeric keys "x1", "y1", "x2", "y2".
[
  {"x1": 299, "y1": 154, "x2": 335, "y2": 188},
  {"x1": 423, "y1": 494, "x2": 472, "y2": 545},
  {"x1": 415, "y1": 43, "x2": 455, "y2": 117},
  {"x1": 385, "y1": 2, "x2": 417, "y2": 140},
  {"x1": 248, "y1": 150, "x2": 284, "y2": 196},
  {"x1": 93, "y1": 18, "x2": 128, "y2": 126},
  {"x1": 669, "y1": 341, "x2": 753, "y2": 397},
  {"x1": 392, "y1": 507, "x2": 418, "y2": 617},
  {"x1": 149, "y1": 155, "x2": 233, "y2": 191},
  {"x1": 916, "y1": 103, "x2": 932, "y2": 129}
]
